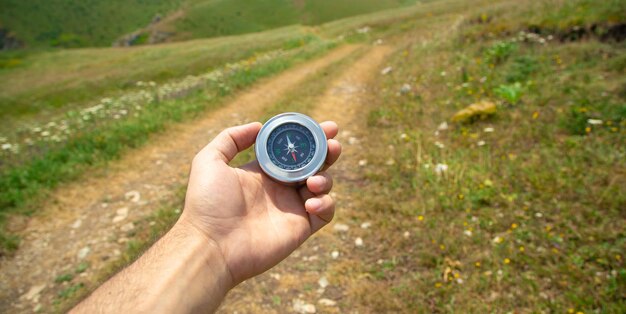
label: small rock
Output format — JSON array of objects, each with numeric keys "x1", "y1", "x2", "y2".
[
  {"x1": 112, "y1": 207, "x2": 129, "y2": 223},
  {"x1": 71, "y1": 219, "x2": 82, "y2": 229},
  {"x1": 348, "y1": 137, "x2": 359, "y2": 145},
  {"x1": 120, "y1": 222, "x2": 135, "y2": 232},
  {"x1": 403, "y1": 231, "x2": 410, "y2": 238},
  {"x1": 484, "y1": 127, "x2": 494, "y2": 133},
  {"x1": 117, "y1": 237, "x2": 129, "y2": 244},
  {"x1": 318, "y1": 298, "x2": 337, "y2": 306},
  {"x1": 77, "y1": 247, "x2": 90, "y2": 260},
  {"x1": 356, "y1": 26, "x2": 370, "y2": 34},
  {"x1": 269, "y1": 273, "x2": 281, "y2": 280},
  {"x1": 374, "y1": 39, "x2": 384, "y2": 45},
  {"x1": 333, "y1": 223, "x2": 350, "y2": 232},
  {"x1": 477, "y1": 140, "x2": 486, "y2": 146},
  {"x1": 385, "y1": 158, "x2": 395, "y2": 166},
  {"x1": 438, "y1": 122, "x2": 449, "y2": 131},
  {"x1": 587, "y1": 119, "x2": 603, "y2": 125},
  {"x1": 358, "y1": 159, "x2": 368, "y2": 167},
  {"x1": 355, "y1": 237, "x2": 364, "y2": 247},
  {"x1": 400, "y1": 83, "x2": 411, "y2": 94},
  {"x1": 331, "y1": 251, "x2": 339, "y2": 259},
  {"x1": 360, "y1": 222, "x2": 372, "y2": 229},
  {"x1": 113, "y1": 249, "x2": 121, "y2": 256},
  {"x1": 124, "y1": 191, "x2": 141, "y2": 203},
  {"x1": 21, "y1": 284, "x2": 46, "y2": 301},
  {"x1": 435, "y1": 163, "x2": 448, "y2": 175},
  {"x1": 293, "y1": 299, "x2": 316, "y2": 314},
  {"x1": 381, "y1": 66, "x2": 393, "y2": 75},
  {"x1": 464, "y1": 230, "x2": 473, "y2": 237},
  {"x1": 318, "y1": 276, "x2": 329, "y2": 288}
]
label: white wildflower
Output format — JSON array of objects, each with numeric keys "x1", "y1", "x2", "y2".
[{"x1": 587, "y1": 119, "x2": 603, "y2": 125}]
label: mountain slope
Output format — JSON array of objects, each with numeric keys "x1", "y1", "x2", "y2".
[{"x1": 0, "y1": 0, "x2": 417, "y2": 48}]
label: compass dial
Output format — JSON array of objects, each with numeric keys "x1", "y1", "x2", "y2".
[{"x1": 267, "y1": 123, "x2": 316, "y2": 170}]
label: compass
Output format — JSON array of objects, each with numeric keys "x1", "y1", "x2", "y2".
[{"x1": 255, "y1": 113, "x2": 327, "y2": 185}]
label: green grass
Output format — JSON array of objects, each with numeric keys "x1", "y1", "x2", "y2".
[
  {"x1": 0, "y1": 0, "x2": 184, "y2": 47},
  {"x1": 0, "y1": 0, "x2": 417, "y2": 48},
  {"x1": 175, "y1": 0, "x2": 417, "y2": 40},
  {"x1": 0, "y1": 26, "x2": 314, "y2": 121},
  {"x1": 339, "y1": 0, "x2": 625, "y2": 311}
]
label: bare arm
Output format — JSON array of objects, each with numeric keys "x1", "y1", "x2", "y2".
[{"x1": 72, "y1": 220, "x2": 232, "y2": 313}]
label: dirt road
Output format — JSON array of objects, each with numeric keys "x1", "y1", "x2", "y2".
[
  {"x1": 0, "y1": 44, "x2": 360, "y2": 313},
  {"x1": 218, "y1": 45, "x2": 394, "y2": 313}
]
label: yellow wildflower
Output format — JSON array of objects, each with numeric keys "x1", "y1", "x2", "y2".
[
  {"x1": 504, "y1": 258, "x2": 511, "y2": 264},
  {"x1": 532, "y1": 111, "x2": 539, "y2": 119}
]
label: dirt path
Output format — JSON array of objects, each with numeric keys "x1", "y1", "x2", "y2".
[
  {"x1": 0, "y1": 44, "x2": 359, "y2": 313},
  {"x1": 218, "y1": 45, "x2": 394, "y2": 313}
]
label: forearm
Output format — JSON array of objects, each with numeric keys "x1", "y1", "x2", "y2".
[{"x1": 72, "y1": 219, "x2": 233, "y2": 313}]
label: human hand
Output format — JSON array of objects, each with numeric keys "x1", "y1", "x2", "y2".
[{"x1": 178, "y1": 121, "x2": 342, "y2": 287}]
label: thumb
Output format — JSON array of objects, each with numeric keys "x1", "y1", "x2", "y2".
[{"x1": 205, "y1": 122, "x2": 262, "y2": 163}]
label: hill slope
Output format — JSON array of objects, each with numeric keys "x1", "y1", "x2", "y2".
[{"x1": 0, "y1": 0, "x2": 416, "y2": 48}]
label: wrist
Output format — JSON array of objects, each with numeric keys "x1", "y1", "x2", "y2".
[
  {"x1": 173, "y1": 214, "x2": 235, "y2": 290},
  {"x1": 137, "y1": 218, "x2": 234, "y2": 312}
]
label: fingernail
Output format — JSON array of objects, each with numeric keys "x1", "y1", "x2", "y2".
[{"x1": 307, "y1": 198, "x2": 322, "y2": 212}]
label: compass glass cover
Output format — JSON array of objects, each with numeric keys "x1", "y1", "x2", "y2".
[{"x1": 266, "y1": 123, "x2": 316, "y2": 170}]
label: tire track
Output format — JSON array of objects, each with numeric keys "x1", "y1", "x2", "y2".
[{"x1": 0, "y1": 44, "x2": 360, "y2": 313}]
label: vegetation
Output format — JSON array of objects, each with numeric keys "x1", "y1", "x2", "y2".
[
  {"x1": 0, "y1": 26, "x2": 315, "y2": 119},
  {"x1": 0, "y1": 0, "x2": 416, "y2": 48},
  {"x1": 1, "y1": 0, "x2": 625, "y2": 312},
  {"x1": 345, "y1": 0, "x2": 625, "y2": 311},
  {"x1": 0, "y1": 0, "x2": 183, "y2": 47}
]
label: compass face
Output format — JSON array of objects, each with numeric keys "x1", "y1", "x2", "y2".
[{"x1": 267, "y1": 123, "x2": 316, "y2": 170}]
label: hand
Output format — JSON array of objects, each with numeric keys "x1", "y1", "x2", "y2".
[{"x1": 179, "y1": 121, "x2": 342, "y2": 286}]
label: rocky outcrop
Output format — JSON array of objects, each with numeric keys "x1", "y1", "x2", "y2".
[{"x1": 0, "y1": 28, "x2": 23, "y2": 50}]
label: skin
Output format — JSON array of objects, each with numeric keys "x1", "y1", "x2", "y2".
[{"x1": 72, "y1": 121, "x2": 342, "y2": 313}]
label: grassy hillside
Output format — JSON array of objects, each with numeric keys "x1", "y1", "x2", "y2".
[
  {"x1": 0, "y1": 0, "x2": 183, "y2": 47},
  {"x1": 347, "y1": 0, "x2": 626, "y2": 311},
  {"x1": 0, "y1": 26, "x2": 313, "y2": 120},
  {"x1": 174, "y1": 0, "x2": 417, "y2": 40},
  {"x1": 0, "y1": 0, "x2": 417, "y2": 48}
]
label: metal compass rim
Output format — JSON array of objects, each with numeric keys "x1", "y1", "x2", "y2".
[{"x1": 255, "y1": 112, "x2": 327, "y2": 185}]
